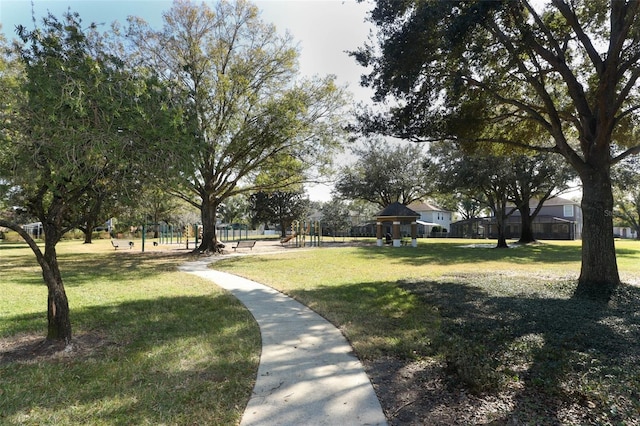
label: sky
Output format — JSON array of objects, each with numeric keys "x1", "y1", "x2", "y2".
[{"x1": 0, "y1": 0, "x2": 376, "y2": 201}]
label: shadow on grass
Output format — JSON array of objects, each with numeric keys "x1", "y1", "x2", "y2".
[
  {"x1": 288, "y1": 275, "x2": 640, "y2": 424},
  {"x1": 0, "y1": 243, "x2": 38, "y2": 251},
  {"x1": 0, "y1": 294, "x2": 259, "y2": 425},
  {"x1": 395, "y1": 279, "x2": 640, "y2": 424},
  {"x1": 290, "y1": 280, "x2": 439, "y2": 360}
]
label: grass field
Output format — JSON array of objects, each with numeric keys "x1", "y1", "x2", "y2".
[
  {"x1": 214, "y1": 238, "x2": 640, "y2": 425},
  {"x1": 0, "y1": 239, "x2": 260, "y2": 425},
  {"x1": 2, "y1": 237, "x2": 640, "y2": 424}
]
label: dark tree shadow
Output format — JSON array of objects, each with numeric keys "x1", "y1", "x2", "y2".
[{"x1": 394, "y1": 279, "x2": 640, "y2": 424}]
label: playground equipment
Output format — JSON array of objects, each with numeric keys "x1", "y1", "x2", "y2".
[
  {"x1": 217, "y1": 223, "x2": 249, "y2": 242},
  {"x1": 141, "y1": 222, "x2": 184, "y2": 252},
  {"x1": 157, "y1": 222, "x2": 183, "y2": 245},
  {"x1": 289, "y1": 220, "x2": 322, "y2": 247},
  {"x1": 184, "y1": 224, "x2": 201, "y2": 250},
  {"x1": 280, "y1": 231, "x2": 297, "y2": 244}
]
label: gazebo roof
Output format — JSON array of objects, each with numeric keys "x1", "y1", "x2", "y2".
[{"x1": 377, "y1": 202, "x2": 420, "y2": 218}]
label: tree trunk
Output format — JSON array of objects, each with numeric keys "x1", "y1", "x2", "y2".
[
  {"x1": 495, "y1": 219, "x2": 509, "y2": 248},
  {"x1": 575, "y1": 168, "x2": 620, "y2": 300},
  {"x1": 197, "y1": 198, "x2": 222, "y2": 253},
  {"x1": 41, "y1": 223, "x2": 73, "y2": 343},
  {"x1": 518, "y1": 206, "x2": 536, "y2": 244},
  {"x1": 0, "y1": 219, "x2": 73, "y2": 343},
  {"x1": 82, "y1": 220, "x2": 95, "y2": 244},
  {"x1": 44, "y1": 247, "x2": 72, "y2": 342},
  {"x1": 493, "y1": 199, "x2": 509, "y2": 248},
  {"x1": 82, "y1": 195, "x2": 105, "y2": 244}
]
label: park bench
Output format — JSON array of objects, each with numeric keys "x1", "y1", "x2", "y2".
[
  {"x1": 111, "y1": 239, "x2": 134, "y2": 250},
  {"x1": 232, "y1": 240, "x2": 257, "y2": 251}
]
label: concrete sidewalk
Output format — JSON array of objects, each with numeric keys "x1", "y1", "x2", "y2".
[{"x1": 179, "y1": 259, "x2": 387, "y2": 426}]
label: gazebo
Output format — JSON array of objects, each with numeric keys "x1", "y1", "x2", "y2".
[{"x1": 376, "y1": 202, "x2": 420, "y2": 247}]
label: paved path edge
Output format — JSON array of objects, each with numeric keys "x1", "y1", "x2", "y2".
[{"x1": 179, "y1": 259, "x2": 388, "y2": 426}]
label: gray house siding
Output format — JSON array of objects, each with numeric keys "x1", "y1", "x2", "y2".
[{"x1": 450, "y1": 197, "x2": 583, "y2": 240}]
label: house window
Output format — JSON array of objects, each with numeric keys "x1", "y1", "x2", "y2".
[{"x1": 563, "y1": 205, "x2": 574, "y2": 217}]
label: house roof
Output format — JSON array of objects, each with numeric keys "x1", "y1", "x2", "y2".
[
  {"x1": 377, "y1": 202, "x2": 420, "y2": 218},
  {"x1": 408, "y1": 200, "x2": 449, "y2": 213},
  {"x1": 508, "y1": 196, "x2": 581, "y2": 209},
  {"x1": 542, "y1": 196, "x2": 580, "y2": 206}
]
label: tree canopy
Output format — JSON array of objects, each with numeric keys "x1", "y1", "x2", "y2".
[
  {"x1": 126, "y1": 0, "x2": 347, "y2": 252},
  {"x1": 336, "y1": 138, "x2": 432, "y2": 208},
  {"x1": 249, "y1": 189, "x2": 309, "y2": 237},
  {"x1": 320, "y1": 198, "x2": 352, "y2": 239},
  {"x1": 355, "y1": 0, "x2": 640, "y2": 299},
  {"x1": 0, "y1": 12, "x2": 182, "y2": 342}
]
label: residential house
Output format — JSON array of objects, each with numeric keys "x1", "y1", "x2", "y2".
[
  {"x1": 450, "y1": 196, "x2": 583, "y2": 240},
  {"x1": 407, "y1": 201, "x2": 454, "y2": 237},
  {"x1": 613, "y1": 226, "x2": 637, "y2": 239},
  {"x1": 348, "y1": 201, "x2": 453, "y2": 238}
]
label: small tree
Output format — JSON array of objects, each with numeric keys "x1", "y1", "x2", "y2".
[
  {"x1": 427, "y1": 145, "x2": 516, "y2": 248},
  {"x1": 249, "y1": 190, "x2": 309, "y2": 238},
  {"x1": 428, "y1": 143, "x2": 574, "y2": 246},
  {"x1": 508, "y1": 153, "x2": 574, "y2": 243},
  {"x1": 336, "y1": 138, "x2": 432, "y2": 208},
  {"x1": 0, "y1": 13, "x2": 181, "y2": 343},
  {"x1": 321, "y1": 199, "x2": 352, "y2": 240},
  {"x1": 77, "y1": 184, "x2": 119, "y2": 244}
]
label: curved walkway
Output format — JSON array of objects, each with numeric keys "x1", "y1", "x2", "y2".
[{"x1": 179, "y1": 259, "x2": 387, "y2": 426}]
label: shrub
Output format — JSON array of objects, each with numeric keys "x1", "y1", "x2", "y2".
[{"x1": 1, "y1": 230, "x2": 24, "y2": 243}]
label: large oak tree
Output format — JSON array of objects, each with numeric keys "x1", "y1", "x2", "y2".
[
  {"x1": 127, "y1": 0, "x2": 346, "y2": 253},
  {"x1": 355, "y1": 0, "x2": 640, "y2": 299}
]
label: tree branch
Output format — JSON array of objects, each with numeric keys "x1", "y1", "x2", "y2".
[
  {"x1": 551, "y1": 0, "x2": 604, "y2": 74},
  {"x1": 611, "y1": 144, "x2": 640, "y2": 164}
]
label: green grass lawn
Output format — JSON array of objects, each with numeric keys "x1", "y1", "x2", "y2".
[
  {"x1": 3, "y1": 237, "x2": 640, "y2": 424},
  {"x1": 0, "y1": 240, "x2": 260, "y2": 425},
  {"x1": 214, "y1": 238, "x2": 640, "y2": 424}
]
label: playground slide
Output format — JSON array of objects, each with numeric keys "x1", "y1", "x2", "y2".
[{"x1": 280, "y1": 232, "x2": 297, "y2": 244}]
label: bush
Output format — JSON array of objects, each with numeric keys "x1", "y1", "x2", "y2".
[
  {"x1": 93, "y1": 231, "x2": 111, "y2": 240},
  {"x1": 61, "y1": 229, "x2": 84, "y2": 240},
  {"x1": 1, "y1": 230, "x2": 24, "y2": 243}
]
